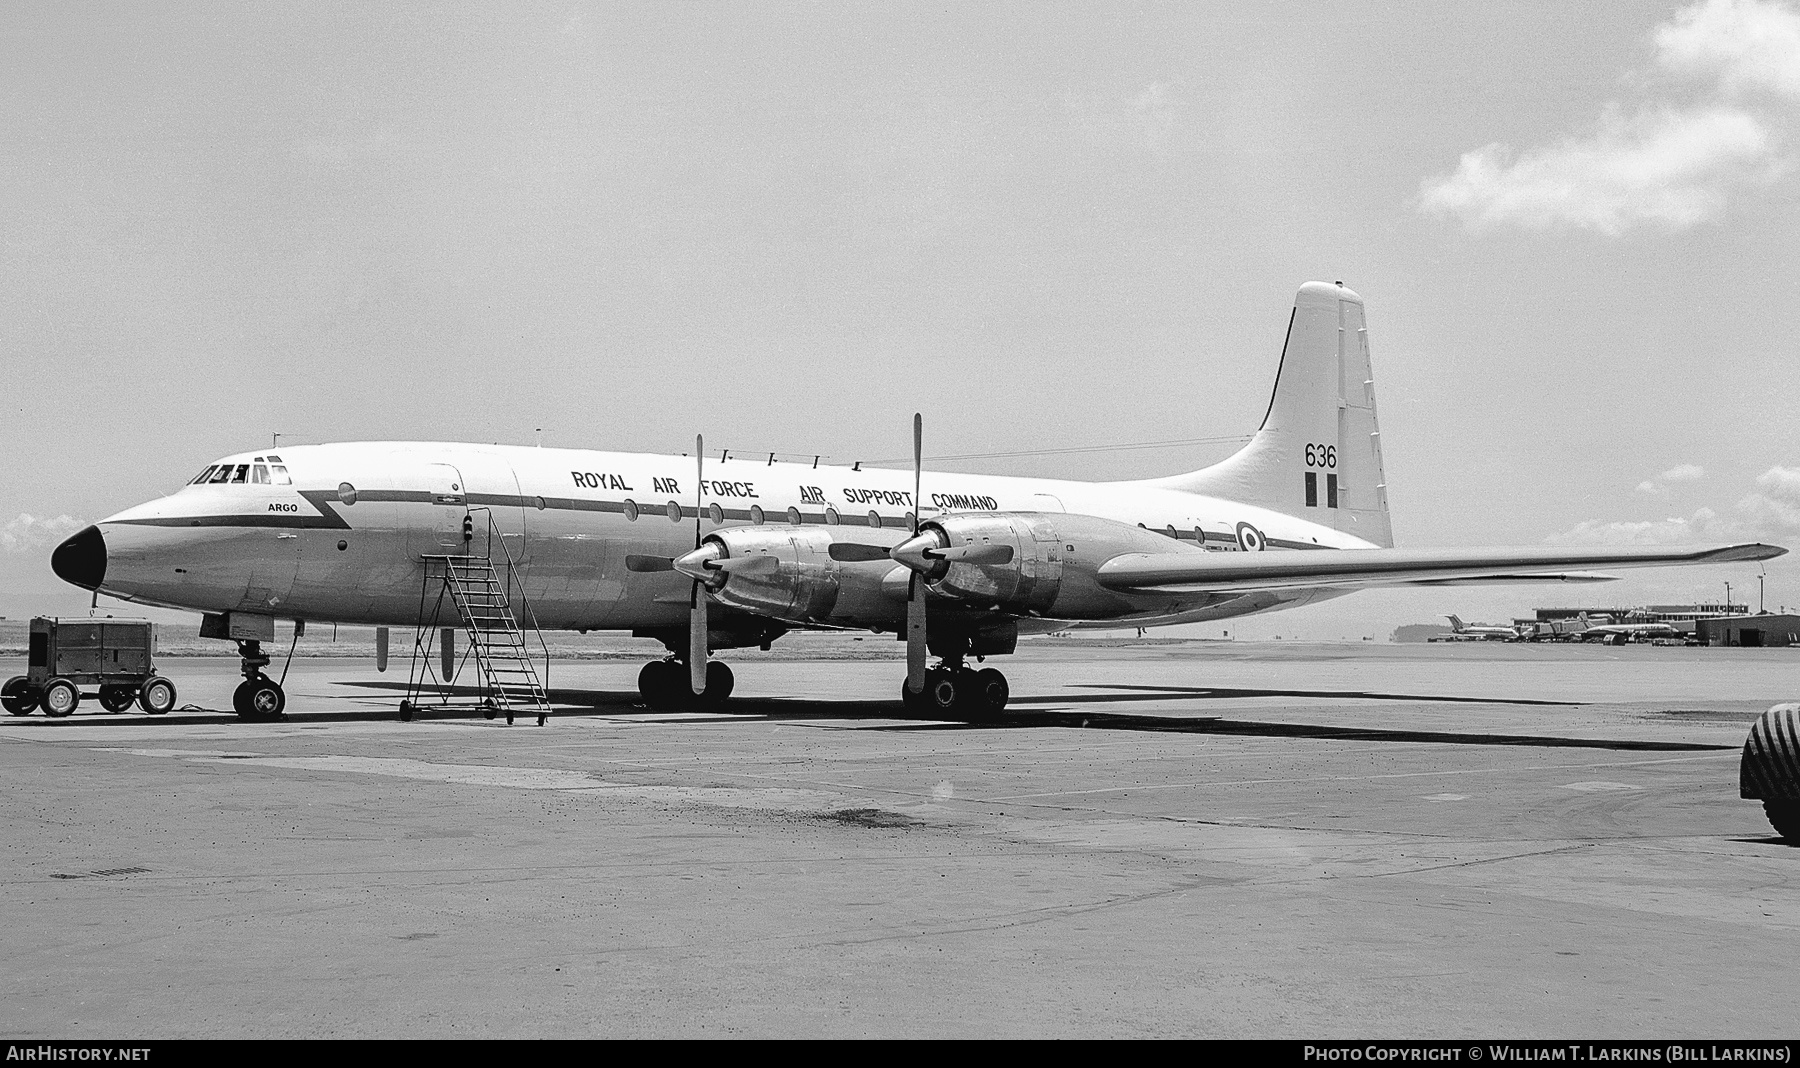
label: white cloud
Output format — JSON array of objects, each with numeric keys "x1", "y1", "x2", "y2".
[
  {"x1": 1419, "y1": 106, "x2": 1780, "y2": 234},
  {"x1": 1637, "y1": 463, "x2": 1708, "y2": 495},
  {"x1": 1422, "y1": 0, "x2": 1800, "y2": 234},
  {"x1": 1657, "y1": 0, "x2": 1800, "y2": 100},
  {"x1": 1554, "y1": 464, "x2": 1800, "y2": 545},
  {"x1": 0, "y1": 513, "x2": 85, "y2": 554},
  {"x1": 1553, "y1": 508, "x2": 1732, "y2": 546}
]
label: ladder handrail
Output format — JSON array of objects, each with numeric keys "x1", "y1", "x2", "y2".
[
  {"x1": 466, "y1": 507, "x2": 553, "y2": 693},
  {"x1": 436, "y1": 559, "x2": 551, "y2": 721},
  {"x1": 406, "y1": 506, "x2": 553, "y2": 724}
]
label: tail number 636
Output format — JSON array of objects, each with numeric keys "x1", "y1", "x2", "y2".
[{"x1": 1304, "y1": 443, "x2": 1336, "y2": 468}]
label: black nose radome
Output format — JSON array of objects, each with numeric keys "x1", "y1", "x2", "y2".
[{"x1": 51, "y1": 525, "x2": 106, "y2": 591}]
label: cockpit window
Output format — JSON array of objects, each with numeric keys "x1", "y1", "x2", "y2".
[
  {"x1": 228, "y1": 464, "x2": 249, "y2": 484},
  {"x1": 252, "y1": 464, "x2": 270, "y2": 485},
  {"x1": 207, "y1": 465, "x2": 234, "y2": 484},
  {"x1": 189, "y1": 466, "x2": 217, "y2": 485},
  {"x1": 270, "y1": 464, "x2": 291, "y2": 485}
]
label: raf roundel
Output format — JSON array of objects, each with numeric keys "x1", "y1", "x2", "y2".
[{"x1": 1235, "y1": 522, "x2": 1266, "y2": 552}]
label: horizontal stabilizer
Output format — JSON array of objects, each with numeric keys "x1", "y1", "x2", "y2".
[{"x1": 1096, "y1": 543, "x2": 1786, "y2": 594}]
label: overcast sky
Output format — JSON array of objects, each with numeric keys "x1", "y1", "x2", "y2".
[{"x1": 5, "y1": 1, "x2": 1799, "y2": 636}]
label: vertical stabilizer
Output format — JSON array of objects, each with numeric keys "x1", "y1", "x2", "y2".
[{"x1": 1156, "y1": 282, "x2": 1393, "y2": 546}]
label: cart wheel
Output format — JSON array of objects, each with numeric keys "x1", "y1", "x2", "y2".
[
  {"x1": 2, "y1": 676, "x2": 37, "y2": 716},
  {"x1": 398, "y1": 699, "x2": 415, "y2": 722},
  {"x1": 481, "y1": 698, "x2": 498, "y2": 721},
  {"x1": 139, "y1": 677, "x2": 176, "y2": 715},
  {"x1": 41, "y1": 678, "x2": 80, "y2": 718},
  {"x1": 99, "y1": 686, "x2": 137, "y2": 713}
]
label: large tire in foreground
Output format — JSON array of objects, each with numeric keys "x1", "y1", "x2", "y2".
[{"x1": 1766, "y1": 801, "x2": 1800, "y2": 842}]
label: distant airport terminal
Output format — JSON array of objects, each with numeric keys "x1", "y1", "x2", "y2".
[{"x1": 1411, "y1": 604, "x2": 1800, "y2": 646}]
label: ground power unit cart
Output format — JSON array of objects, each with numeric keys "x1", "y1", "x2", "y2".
[{"x1": 2, "y1": 617, "x2": 178, "y2": 717}]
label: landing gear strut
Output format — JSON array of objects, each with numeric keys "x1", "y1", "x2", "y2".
[
  {"x1": 637, "y1": 658, "x2": 734, "y2": 711},
  {"x1": 901, "y1": 657, "x2": 1009, "y2": 719},
  {"x1": 231, "y1": 640, "x2": 286, "y2": 720}
]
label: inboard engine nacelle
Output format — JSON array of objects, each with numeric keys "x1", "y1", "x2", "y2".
[
  {"x1": 898, "y1": 512, "x2": 1206, "y2": 619},
  {"x1": 679, "y1": 525, "x2": 907, "y2": 628}
]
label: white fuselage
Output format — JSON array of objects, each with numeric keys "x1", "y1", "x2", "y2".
[{"x1": 93, "y1": 441, "x2": 1375, "y2": 634}]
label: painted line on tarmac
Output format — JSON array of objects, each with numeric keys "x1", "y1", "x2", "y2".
[
  {"x1": 86, "y1": 748, "x2": 864, "y2": 812},
  {"x1": 982, "y1": 751, "x2": 1736, "y2": 801}
]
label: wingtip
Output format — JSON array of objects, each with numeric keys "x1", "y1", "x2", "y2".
[{"x1": 1713, "y1": 543, "x2": 1788, "y2": 562}]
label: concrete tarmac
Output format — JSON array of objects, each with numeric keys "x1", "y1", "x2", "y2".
[{"x1": 2, "y1": 641, "x2": 1797, "y2": 1038}]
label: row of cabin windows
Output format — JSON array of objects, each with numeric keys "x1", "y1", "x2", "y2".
[
  {"x1": 188, "y1": 456, "x2": 292, "y2": 487},
  {"x1": 621, "y1": 500, "x2": 908, "y2": 528}
]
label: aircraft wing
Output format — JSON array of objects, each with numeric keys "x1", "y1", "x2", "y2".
[{"x1": 1094, "y1": 543, "x2": 1785, "y2": 594}]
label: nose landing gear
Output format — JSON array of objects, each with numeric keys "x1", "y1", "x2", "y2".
[{"x1": 231, "y1": 640, "x2": 286, "y2": 720}]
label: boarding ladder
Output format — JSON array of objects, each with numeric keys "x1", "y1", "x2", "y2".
[{"x1": 404, "y1": 512, "x2": 552, "y2": 725}]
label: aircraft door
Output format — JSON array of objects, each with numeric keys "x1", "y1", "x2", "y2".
[{"x1": 422, "y1": 463, "x2": 470, "y2": 555}]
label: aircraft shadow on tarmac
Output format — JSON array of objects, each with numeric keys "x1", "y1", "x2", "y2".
[
  {"x1": 15, "y1": 681, "x2": 1729, "y2": 753},
  {"x1": 309, "y1": 679, "x2": 1726, "y2": 753}
]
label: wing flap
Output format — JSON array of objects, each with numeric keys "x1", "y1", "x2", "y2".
[{"x1": 1095, "y1": 543, "x2": 1785, "y2": 594}]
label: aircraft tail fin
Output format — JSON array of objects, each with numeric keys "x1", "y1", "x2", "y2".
[
  {"x1": 1154, "y1": 282, "x2": 1394, "y2": 547},
  {"x1": 1447, "y1": 614, "x2": 1465, "y2": 632}
]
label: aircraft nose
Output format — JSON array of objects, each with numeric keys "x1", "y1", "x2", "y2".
[{"x1": 51, "y1": 524, "x2": 107, "y2": 591}]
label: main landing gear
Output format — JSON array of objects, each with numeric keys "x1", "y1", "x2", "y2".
[
  {"x1": 901, "y1": 658, "x2": 1009, "y2": 719},
  {"x1": 231, "y1": 640, "x2": 286, "y2": 720},
  {"x1": 637, "y1": 658, "x2": 735, "y2": 712}
]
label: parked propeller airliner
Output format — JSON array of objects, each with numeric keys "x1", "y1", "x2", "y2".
[{"x1": 42, "y1": 282, "x2": 1785, "y2": 721}]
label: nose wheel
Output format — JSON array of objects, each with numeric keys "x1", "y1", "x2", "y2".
[{"x1": 232, "y1": 640, "x2": 286, "y2": 720}]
